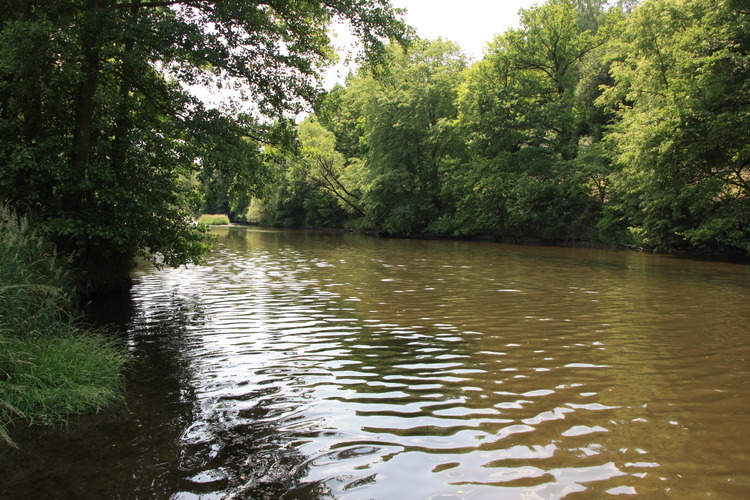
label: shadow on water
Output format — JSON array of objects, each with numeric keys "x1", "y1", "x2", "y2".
[
  {"x1": 0, "y1": 291, "x2": 192, "y2": 498},
  {"x1": 0, "y1": 288, "x2": 315, "y2": 499}
]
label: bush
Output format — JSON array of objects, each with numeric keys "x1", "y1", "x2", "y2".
[
  {"x1": 196, "y1": 213, "x2": 231, "y2": 226},
  {"x1": 0, "y1": 206, "x2": 127, "y2": 447}
]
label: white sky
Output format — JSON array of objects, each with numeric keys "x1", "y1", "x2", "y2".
[
  {"x1": 197, "y1": 1, "x2": 542, "y2": 104},
  {"x1": 323, "y1": 0, "x2": 539, "y2": 87},
  {"x1": 393, "y1": 0, "x2": 540, "y2": 59}
]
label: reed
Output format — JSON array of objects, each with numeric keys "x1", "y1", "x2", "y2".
[
  {"x1": 196, "y1": 213, "x2": 231, "y2": 225},
  {"x1": 0, "y1": 206, "x2": 127, "y2": 446}
]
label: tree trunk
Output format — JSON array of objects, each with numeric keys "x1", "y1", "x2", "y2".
[
  {"x1": 110, "y1": 1, "x2": 142, "y2": 174},
  {"x1": 71, "y1": 0, "x2": 105, "y2": 199}
]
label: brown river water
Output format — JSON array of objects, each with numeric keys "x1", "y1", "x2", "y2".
[{"x1": 2, "y1": 226, "x2": 750, "y2": 499}]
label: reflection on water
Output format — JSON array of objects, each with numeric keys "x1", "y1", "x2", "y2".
[{"x1": 2, "y1": 227, "x2": 750, "y2": 499}]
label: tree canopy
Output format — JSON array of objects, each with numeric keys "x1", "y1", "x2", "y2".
[
  {"x1": 602, "y1": 0, "x2": 750, "y2": 252},
  {"x1": 0, "y1": 0, "x2": 410, "y2": 289}
]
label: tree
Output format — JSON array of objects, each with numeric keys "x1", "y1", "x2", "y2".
[
  {"x1": 490, "y1": 0, "x2": 612, "y2": 160},
  {"x1": 248, "y1": 117, "x2": 362, "y2": 229},
  {"x1": 440, "y1": 0, "x2": 616, "y2": 240},
  {"x1": 349, "y1": 39, "x2": 469, "y2": 234},
  {"x1": 0, "y1": 0, "x2": 409, "y2": 290},
  {"x1": 295, "y1": 118, "x2": 366, "y2": 217},
  {"x1": 601, "y1": 0, "x2": 750, "y2": 253},
  {"x1": 255, "y1": 39, "x2": 468, "y2": 235}
]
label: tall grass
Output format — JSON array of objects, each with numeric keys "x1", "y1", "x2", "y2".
[
  {"x1": 196, "y1": 213, "x2": 230, "y2": 225},
  {"x1": 0, "y1": 206, "x2": 127, "y2": 447}
]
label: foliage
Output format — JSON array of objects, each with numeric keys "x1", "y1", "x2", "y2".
[
  {"x1": 246, "y1": 129, "x2": 352, "y2": 229},
  {"x1": 254, "y1": 39, "x2": 468, "y2": 233},
  {"x1": 602, "y1": 0, "x2": 750, "y2": 253},
  {"x1": 433, "y1": 0, "x2": 616, "y2": 240},
  {"x1": 295, "y1": 118, "x2": 366, "y2": 217},
  {"x1": 0, "y1": 206, "x2": 127, "y2": 446},
  {"x1": 357, "y1": 39, "x2": 469, "y2": 234},
  {"x1": 308, "y1": 39, "x2": 469, "y2": 234},
  {"x1": 0, "y1": 0, "x2": 410, "y2": 289},
  {"x1": 249, "y1": 0, "x2": 750, "y2": 256},
  {"x1": 196, "y1": 214, "x2": 231, "y2": 226}
]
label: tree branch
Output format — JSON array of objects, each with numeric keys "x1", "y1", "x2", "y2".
[{"x1": 113, "y1": 0, "x2": 206, "y2": 8}]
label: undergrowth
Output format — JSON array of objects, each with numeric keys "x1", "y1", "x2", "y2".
[{"x1": 0, "y1": 206, "x2": 127, "y2": 447}]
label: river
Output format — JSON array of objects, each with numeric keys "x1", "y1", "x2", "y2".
[{"x1": 2, "y1": 226, "x2": 750, "y2": 499}]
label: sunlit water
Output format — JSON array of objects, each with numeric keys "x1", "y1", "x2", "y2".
[{"x1": 3, "y1": 227, "x2": 750, "y2": 499}]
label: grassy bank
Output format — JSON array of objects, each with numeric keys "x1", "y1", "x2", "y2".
[
  {"x1": 0, "y1": 207, "x2": 127, "y2": 447},
  {"x1": 197, "y1": 213, "x2": 231, "y2": 226}
]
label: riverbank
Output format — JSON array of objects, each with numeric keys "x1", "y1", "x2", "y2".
[
  {"x1": 236, "y1": 222, "x2": 750, "y2": 263},
  {"x1": 0, "y1": 208, "x2": 128, "y2": 447}
]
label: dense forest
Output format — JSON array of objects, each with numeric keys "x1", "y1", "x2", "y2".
[
  {"x1": 237, "y1": 0, "x2": 750, "y2": 256},
  {"x1": 0, "y1": 0, "x2": 409, "y2": 290}
]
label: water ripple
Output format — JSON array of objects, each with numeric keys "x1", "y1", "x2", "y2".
[{"x1": 114, "y1": 228, "x2": 750, "y2": 499}]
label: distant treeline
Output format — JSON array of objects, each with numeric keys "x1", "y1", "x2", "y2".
[{"x1": 222, "y1": 0, "x2": 749, "y2": 255}]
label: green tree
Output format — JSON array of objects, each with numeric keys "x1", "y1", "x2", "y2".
[
  {"x1": 248, "y1": 118, "x2": 361, "y2": 229},
  {"x1": 344, "y1": 39, "x2": 469, "y2": 234},
  {"x1": 601, "y1": 0, "x2": 750, "y2": 253},
  {"x1": 0, "y1": 0, "x2": 409, "y2": 290},
  {"x1": 316, "y1": 81, "x2": 372, "y2": 165},
  {"x1": 295, "y1": 118, "x2": 366, "y2": 217},
  {"x1": 440, "y1": 0, "x2": 615, "y2": 240}
]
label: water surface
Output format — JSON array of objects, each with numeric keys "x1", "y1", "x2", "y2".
[{"x1": 2, "y1": 227, "x2": 750, "y2": 498}]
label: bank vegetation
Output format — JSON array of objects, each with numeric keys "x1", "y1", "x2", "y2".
[{"x1": 0, "y1": 207, "x2": 127, "y2": 446}]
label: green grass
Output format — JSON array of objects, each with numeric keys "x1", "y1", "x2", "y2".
[
  {"x1": 196, "y1": 213, "x2": 231, "y2": 225},
  {"x1": 0, "y1": 206, "x2": 127, "y2": 447},
  {"x1": 0, "y1": 328, "x2": 126, "y2": 425}
]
